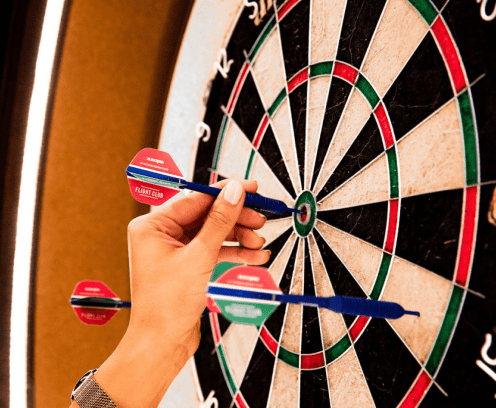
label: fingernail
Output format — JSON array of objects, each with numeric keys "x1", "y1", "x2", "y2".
[
  {"x1": 253, "y1": 230, "x2": 267, "y2": 245},
  {"x1": 224, "y1": 180, "x2": 242, "y2": 205}
]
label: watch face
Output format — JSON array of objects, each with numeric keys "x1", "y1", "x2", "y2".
[
  {"x1": 164, "y1": 0, "x2": 496, "y2": 406},
  {"x1": 71, "y1": 369, "x2": 96, "y2": 399}
]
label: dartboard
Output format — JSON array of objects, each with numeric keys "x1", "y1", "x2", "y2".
[{"x1": 160, "y1": 0, "x2": 496, "y2": 406}]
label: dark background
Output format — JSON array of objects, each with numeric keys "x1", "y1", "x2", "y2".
[{"x1": 0, "y1": 1, "x2": 47, "y2": 405}]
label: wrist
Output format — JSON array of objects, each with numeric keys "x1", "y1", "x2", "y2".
[{"x1": 94, "y1": 324, "x2": 193, "y2": 408}]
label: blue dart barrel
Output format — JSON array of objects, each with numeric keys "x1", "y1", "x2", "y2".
[
  {"x1": 244, "y1": 193, "x2": 293, "y2": 214},
  {"x1": 183, "y1": 180, "x2": 299, "y2": 214},
  {"x1": 325, "y1": 296, "x2": 419, "y2": 319}
]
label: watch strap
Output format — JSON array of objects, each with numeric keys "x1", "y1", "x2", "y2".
[{"x1": 72, "y1": 369, "x2": 118, "y2": 408}]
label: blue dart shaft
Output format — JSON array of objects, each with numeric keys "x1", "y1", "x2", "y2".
[
  {"x1": 207, "y1": 286, "x2": 420, "y2": 319},
  {"x1": 127, "y1": 166, "x2": 303, "y2": 215}
]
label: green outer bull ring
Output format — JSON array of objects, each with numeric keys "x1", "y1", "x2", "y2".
[{"x1": 293, "y1": 191, "x2": 317, "y2": 237}]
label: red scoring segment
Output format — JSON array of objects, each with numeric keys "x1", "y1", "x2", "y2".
[{"x1": 301, "y1": 208, "x2": 307, "y2": 222}]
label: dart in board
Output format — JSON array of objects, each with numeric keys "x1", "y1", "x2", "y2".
[
  {"x1": 126, "y1": 148, "x2": 304, "y2": 215},
  {"x1": 70, "y1": 264, "x2": 419, "y2": 326}
]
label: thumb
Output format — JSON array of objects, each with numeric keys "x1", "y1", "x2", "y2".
[{"x1": 194, "y1": 180, "x2": 245, "y2": 253}]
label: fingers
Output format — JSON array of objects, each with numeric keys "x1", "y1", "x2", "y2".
[
  {"x1": 237, "y1": 207, "x2": 266, "y2": 230},
  {"x1": 192, "y1": 180, "x2": 246, "y2": 254},
  {"x1": 218, "y1": 246, "x2": 271, "y2": 265},
  {"x1": 185, "y1": 206, "x2": 266, "y2": 239},
  {"x1": 158, "y1": 179, "x2": 258, "y2": 230},
  {"x1": 231, "y1": 226, "x2": 266, "y2": 249}
]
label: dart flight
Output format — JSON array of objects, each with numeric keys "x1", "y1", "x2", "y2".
[
  {"x1": 70, "y1": 264, "x2": 419, "y2": 326},
  {"x1": 126, "y1": 148, "x2": 303, "y2": 214},
  {"x1": 70, "y1": 280, "x2": 131, "y2": 325}
]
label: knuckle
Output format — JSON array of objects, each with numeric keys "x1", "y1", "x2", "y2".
[
  {"x1": 208, "y1": 205, "x2": 232, "y2": 229},
  {"x1": 127, "y1": 218, "x2": 139, "y2": 235},
  {"x1": 127, "y1": 215, "x2": 147, "y2": 236}
]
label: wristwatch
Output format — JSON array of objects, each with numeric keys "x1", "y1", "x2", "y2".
[{"x1": 71, "y1": 369, "x2": 118, "y2": 408}]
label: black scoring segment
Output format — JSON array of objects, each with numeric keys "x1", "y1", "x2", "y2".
[
  {"x1": 259, "y1": 124, "x2": 297, "y2": 198},
  {"x1": 239, "y1": 339, "x2": 276, "y2": 408},
  {"x1": 312, "y1": 229, "x2": 367, "y2": 327},
  {"x1": 336, "y1": 0, "x2": 387, "y2": 69},
  {"x1": 194, "y1": 316, "x2": 233, "y2": 407},
  {"x1": 217, "y1": 314, "x2": 231, "y2": 336},
  {"x1": 278, "y1": 0, "x2": 310, "y2": 80},
  {"x1": 301, "y1": 239, "x2": 324, "y2": 354},
  {"x1": 316, "y1": 115, "x2": 383, "y2": 202},
  {"x1": 263, "y1": 227, "x2": 294, "y2": 268},
  {"x1": 383, "y1": 33, "x2": 454, "y2": 141},
  {"x1": 354, "y1": 318, "x2": 421, "y2": 408},
  {"x1": 264, "y1": 239, "x2": 299, "y2": 341},
  {"x1": 232, "y1": 72, "x2": 266, "y2": 141},
  {"x1": 300, "y1": 368, "x2": 331, "y2": 408},
  {"x1": 396, "y1": 189, "x2": 463, "y2": 281},
  {"x1": 317, "y1": 201, "x2": 388, "y2": 249},
  {"x1": 311, "y1": 78, "x2": 353, "y2": 190},
  {"x1": 443, "y1": 0, "x2": 496, "y2": 183},
  {"x1": 288, "y1": 82, "x2": 308, "y2": 188}
]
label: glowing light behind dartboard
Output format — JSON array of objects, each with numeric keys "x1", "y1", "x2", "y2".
[{"x1": 10, "y1": 0, "x2": 66, "y2": 406}]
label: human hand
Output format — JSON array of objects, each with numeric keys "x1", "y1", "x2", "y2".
[
  {"x1": 126, "y1": 178, "x2": 269, "y2": 357},
  {"x1": 76, "y1": 180, "x2": 269, "y2": 408}
]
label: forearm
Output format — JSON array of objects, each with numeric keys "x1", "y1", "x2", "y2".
[{"x1": 71, "y1": 323, "x2": 193, "y2": 408}]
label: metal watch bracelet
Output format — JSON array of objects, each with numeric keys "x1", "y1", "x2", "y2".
[{"x1": 71, "y1": 369, "x2": 118, "y2": 408}]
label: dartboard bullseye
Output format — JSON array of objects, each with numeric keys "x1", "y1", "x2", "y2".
[
  {"x1": 160, "y1": 0, "x2": 496, "y2": 406},
  {"x1": 293, "y1": 191, "x2": 316, "y2": 237}
]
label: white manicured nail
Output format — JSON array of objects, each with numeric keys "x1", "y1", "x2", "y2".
[{"x1": 224, "y1": 180, "x2": 242, "y2": 205}]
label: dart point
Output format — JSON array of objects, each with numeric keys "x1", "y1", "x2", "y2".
[{"x1": 404, "y1": 310, "x2": 421, "y2": 317}]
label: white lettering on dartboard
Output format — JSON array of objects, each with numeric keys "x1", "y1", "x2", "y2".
[
  {"x1": 477, "y1": 0, "x2": 496, "y2": 21},
  {"x1": 476, "y1": 333, "x2": 496, "y2": 398}
]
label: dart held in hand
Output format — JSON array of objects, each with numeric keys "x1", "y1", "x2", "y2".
[
  {"x1": 126, "y1": 148, "x2": 303, "y2": 214},
  {"x1": 70, "y1": 264, "x2": 419, "y2": 326}
]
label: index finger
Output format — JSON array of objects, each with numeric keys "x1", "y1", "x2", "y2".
[{"x1": 155, "y1": 179, "x2": 258, "y2": 229}]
